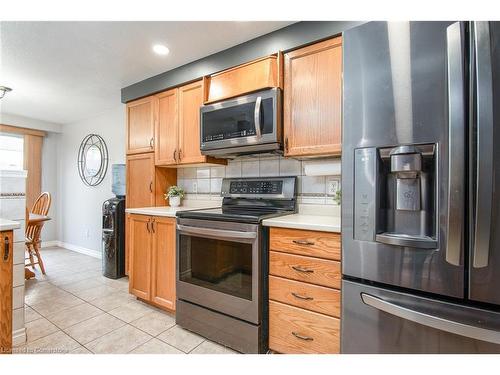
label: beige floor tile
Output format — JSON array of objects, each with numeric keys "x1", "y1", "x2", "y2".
[
  {"x1": 70, "y1": 346, "x2": 93, "y2": 354},
  {"x1": 72, "y1": 285, "x2": 118, "y2": 301},
  {"x1": 64, "y1": 313, "x2": 126, "y2": 345},
  {"x1": 46, "y1": 303, "x2": 103, "y2": 329},
  {"x1": 88, "y1": 291, "x2": 135, "y2": 312},
  {"x1": 99, "y1": 277, "x2": 130, "y2": 291},
  {"x1": 59, "y1": 278, "x2": 104, "y2": 293},
  {"x1": 26, "y1": 330, "x2": 80, "y2": 354},
  {"x1": 29, "y1": 294, "x2": 85, "y2": 316},
  {"x1": 189, "y1": 340, "x2": 238, "y2": 354},
  {"x1": 108, "y1": 300, "x2": 154, "y2": 323},
  {"x1": 157, "y1": 325, "x2": 204, "y2": 353},
  {"x1": 25, "y1": 317, "x2": 60, "y2": 343},
  {"x1": 130, "y1": 338, "x2": 183, "y2": 354},
  {"x1": 25, "y1": 305, "x2": 42, "y2": 323},
  {"x1": 130, "y1": 310, "x2": 176, "y2": 336},
  {"x1": 85, "y1": 325, "x2": 152, "y2": 354}
]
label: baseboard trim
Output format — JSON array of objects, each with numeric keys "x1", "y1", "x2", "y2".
[{"x1": 42, "y1": 240, "x2": 102, "y2": 259}]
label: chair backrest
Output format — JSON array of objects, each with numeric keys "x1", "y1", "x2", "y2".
[{"x1": 30, "y1": 192, "x2": 51, "y2": 216}]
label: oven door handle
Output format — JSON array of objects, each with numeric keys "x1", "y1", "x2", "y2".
[
  {"x1": 177, "y1": 224, "x2": 257, "y2": 239},
  {"x1": 254, "y1": 96, "x2": 262, "y2": 139}
]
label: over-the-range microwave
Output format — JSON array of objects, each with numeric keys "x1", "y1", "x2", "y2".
[{"x1": 200, "y1": 88, "x2": 282, "y2": 157}]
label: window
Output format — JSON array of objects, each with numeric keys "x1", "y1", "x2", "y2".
[{"x1": 0, "y1": 133, "x2": 24, "y2": 170}]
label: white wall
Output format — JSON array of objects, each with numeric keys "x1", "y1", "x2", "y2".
[
  {"x1": 40, "y1": 131, "x2": 60, "y2": 241},
  {"x1": 58, "y1": 106, "x2": 125, "y2": 253}
]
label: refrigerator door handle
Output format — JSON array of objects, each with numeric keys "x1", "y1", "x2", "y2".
[
  {"x1": 473, "y1": 21, "x2": 494, "y2": 268},
  {"x1": 361, "y1": 293, "x2": 500, "y2": 345},
  {"x1": 445, "y1": 22, "x2": 465, "y2": 266}
]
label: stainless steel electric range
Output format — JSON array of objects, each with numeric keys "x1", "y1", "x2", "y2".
[{"x1": 175, "y1": 176, "x2": 297, "y2": 353}]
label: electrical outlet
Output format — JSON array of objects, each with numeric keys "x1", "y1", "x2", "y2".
[
  {"x1": 192, "y1": 182, "x2": 198, "y2": 194},
  {"x1": 328, "y1": 179, "x2": 340, "y2": 195}
]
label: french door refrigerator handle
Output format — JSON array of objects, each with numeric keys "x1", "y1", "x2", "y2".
[
  {"x1": 177, "y1": 224, "x2": 257, "y2": 239},
  {"x1": 361, "y1": 293, "x2": 500, "y2": 345},
  {"x1": 473, "y1": 21, "x2": 494, "y2": 268},
  {"x1": 445, "y1": 22, "x2": 465, "y2": 266}
]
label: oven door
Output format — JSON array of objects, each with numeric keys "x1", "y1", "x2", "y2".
[
  {"x1": 176, "y1": 218, "x2": 261, "y2": 324},
  {"x1": 200, "y1": 88, "x2": 281, "y2": 154}
]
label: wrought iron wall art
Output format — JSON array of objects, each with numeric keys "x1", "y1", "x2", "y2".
[{"x1": 77, "y1": 134, "x2": 109, "y2": 186}]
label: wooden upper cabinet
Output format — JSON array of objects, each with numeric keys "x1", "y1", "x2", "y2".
[
  {"x1": 178, "y1": 80, "x2": 205, "y2": 165},
  {"x1": 128, "y1": 214, "x2": 152, "y2": 300},
  {"x1": 150, "y1": 217, "x2": 176, "y2": 310},
  {"x1": 204, "y1": 55, "x2": 282, "y2": 104},
  {"x1": 126, "y1": 96, "x2": 155, "y2": 154},
  {"x1": 284, "y1": 37, "x2": 343, "y2": 157},
  {"x1": 155, "y1": 89, "x2": 178, "y2": 166},
  {"x1": 126, "y1": 153, "x2": 155, "y2": 208}
]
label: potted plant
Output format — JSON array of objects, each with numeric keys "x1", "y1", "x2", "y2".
[{"x1": 165, "y1": 185, "x2": 185, "y2": 207}]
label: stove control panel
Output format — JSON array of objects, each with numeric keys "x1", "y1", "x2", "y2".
[
  {"x1": 229, "y1": 180, "x2": 283, "y2": 195},
  {"x1": 221, "y1": 177, "x2": 296, "y2": 199}
]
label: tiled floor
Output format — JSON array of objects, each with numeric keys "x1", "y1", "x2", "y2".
[{"x1": 16, "y1": 247, "x2": 237, "y2": 354}]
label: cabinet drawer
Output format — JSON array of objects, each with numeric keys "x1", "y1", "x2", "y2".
[
  {"x1": 270, "y1": 227, "x2": 341, "y2": 260},
  {"x1": 204, "y1": 55, "x2": 279, "y2": 103},
  {"x1": 269, "y1": 275, "x2": 340, "y2": 317},
  {"x1": 269, "y1": 251, "x2": 341, "y2": 289},
  {"x1": 269, "y1": 300, "x2": 340, "y2": 354}
]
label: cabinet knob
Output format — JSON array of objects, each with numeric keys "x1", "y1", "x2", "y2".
[
  {"x1": 149, "y1": 181, "x2": 153, "y2": 193},
  {"x1": 292, "y1": 332, "x2": 314, "y2": 341},
  {"x1": 291, "y1": 292, "x2": 314, "y2": 301},
  {"x1": 150, "y1": 137, "x2": 154, "y2": 149},
  {"x1": 3, "y1": 236, "x2": 10, "y2": 262},
  {"x1": 285, "y1": 137, "x2": 289, "y2": 153},
  {"x1": 173, "y1": 149, "x2": 177, "y2": 162},
  {"x1": 178, "y1": 149, "x2": 183, "y2": 161},
  {"x1": 291, "y1": 265, "x2": 314, "y2": 273},
  {"x1": 292, "y1": 239, "x2": 315, "y2": 246},
  {"x1": 151, "y1": 218, "x2": 155, "y2": 233}
]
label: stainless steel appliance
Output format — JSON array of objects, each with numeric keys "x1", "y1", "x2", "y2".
[
  {"x1": 175, "y1": 176, "x2": 297, "y2": 353},
  {"x1": 200, "y1": 88, "x2": 282, "y2": 156},
  {"x1": 342, "y1": 21, "x2": 500, "y2": 353}
]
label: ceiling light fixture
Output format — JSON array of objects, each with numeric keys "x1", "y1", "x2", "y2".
[
  {"x1": 0, "y1": 86, "x2": 12, "y2": 99},
  {"x1": 152, "y1": 44, "x2": 170, "y2": 56}
]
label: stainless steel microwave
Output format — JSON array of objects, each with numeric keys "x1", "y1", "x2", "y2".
[{"x1": 200, "y1": 88, "x2": 282, "y2": 157}]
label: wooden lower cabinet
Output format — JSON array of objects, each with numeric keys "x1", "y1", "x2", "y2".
[
  {"x1": 269, "y1": 301, "x2": 340, "y2": 354},
  {"x1": 268, "y1": 227, "x2": 341, "y2": 354},
  {"x1": 127, "y1": 214, "x2": 176, "y2": 311},
  {"x1": 0, "y1": 231, "x2": 13, "y2": 354}
]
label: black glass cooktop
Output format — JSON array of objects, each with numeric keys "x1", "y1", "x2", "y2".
[{"x1": 176, "y1": 207, "x2": 294, "y2": 224}]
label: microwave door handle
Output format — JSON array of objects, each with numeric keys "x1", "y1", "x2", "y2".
[
  {"x1": 445, "y1": 22, "x2": 465, "y2": 266},
  {"x1": 254, "y1": 96, "x2": 262, "y2": 139},
  {"x1": 361, "y1": 293, "x2": 500, "y2": 345},
  {"x1": 473, "y1": 21, "x2": 494, "y2": 268},
  {"x1": 177, "y1": 224, "x2": 257, "y2": 239}
]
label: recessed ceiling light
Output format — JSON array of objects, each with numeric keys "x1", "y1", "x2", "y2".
[{"x1": 152, "y1": 44, "x2": 170, "y2": 56}]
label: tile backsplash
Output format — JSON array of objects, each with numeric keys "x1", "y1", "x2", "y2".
[{"x1": 177, "y1": 155, "x2": 341, "y2": 205}]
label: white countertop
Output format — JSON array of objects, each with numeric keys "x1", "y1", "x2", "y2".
[
  {"x1": 262, "y1": 204, "x2": 341, "y2": 233},
  {"x1": 0, "y1": 218, "x2": 21, "y2": 231},
  {"x1": 125, "y1": 200, "x2": 220, "y2": 218}
]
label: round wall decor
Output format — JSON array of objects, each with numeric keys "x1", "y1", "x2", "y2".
[{"x1": 77, "y1": 134, "x2": 109, "y2": 186}]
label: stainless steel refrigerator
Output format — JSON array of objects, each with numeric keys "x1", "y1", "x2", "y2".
[{"x1": 341, "y1": 21, "x2": 500, "y2": 353}]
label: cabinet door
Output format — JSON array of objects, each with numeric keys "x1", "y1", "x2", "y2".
[
  {"x1": 155, "y1": 89, "x2": 178, "y2": 166},
  {"x1": 178, "y1": 80, "x2": 205, "y2": 165},
  {"x1": 126, "y1": 153, "x2": 155, "y2": 208},
  {"x1": 150, "y1": 216, "x2": 176, "y2": 311},
  {"x1": 0, "y1": 231, "x2": 13, "y2": 353},
  {"x1": 126, "y1": 97, "x2": 155, "y2": 154},
  {"x1": 284, "y1": 37, "x2": 342, "y2": 157},
  {"x1": 128, "y1": 214, "x2": 152, "y2": 300}
]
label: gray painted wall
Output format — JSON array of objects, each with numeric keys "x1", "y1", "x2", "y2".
[
  {"x1": 121, "y1": 21, "x2": 363, "y2": 103},
  {"x1": 58, "y1": 106, "x2": 125, "y2": 252}
]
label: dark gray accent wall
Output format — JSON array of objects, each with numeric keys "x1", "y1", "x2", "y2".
[{"x1": 121, "y1": 21, "x2": 364, "y2": 103}]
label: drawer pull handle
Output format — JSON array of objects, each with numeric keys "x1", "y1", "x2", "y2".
[
  {"x1": 293, "y1": 240, "x2": 315, "y2": 246},
  {"x1": 3, "y1": 236, "x2": 10, "y2": 261},
  {"x1": 292, "y1": 332, "x2": 314, "y2": 341},
  {"x1": 291, "y1": 292, "x2": 314, "y2": 301},
  {"x1": 291, "y1": 265, "x2": 314, "y2": 273}
]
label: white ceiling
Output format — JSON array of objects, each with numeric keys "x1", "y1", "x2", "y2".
[{"x1": 0, "y1": 21, "x2": 293, "y2": 125}]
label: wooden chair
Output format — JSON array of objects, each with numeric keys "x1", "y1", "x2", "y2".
[{"x1": 25, "y1": 192, "x2": 52, "y2": 274}]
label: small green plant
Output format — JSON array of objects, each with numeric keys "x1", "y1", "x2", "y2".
[
  {"x1": 165, "y1": 185, "x2": 185, "y2": 199},
  {"x1": 333, "y1": 189, "x2": 341, "y2": 205}
]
